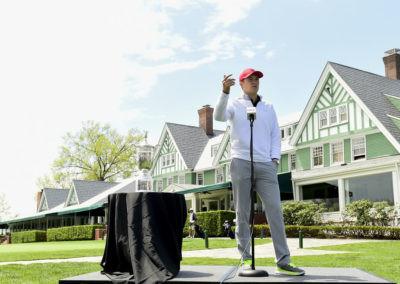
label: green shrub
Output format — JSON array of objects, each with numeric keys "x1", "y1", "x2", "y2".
[
  {"x1": 342, "y1": 199, "x2": 373, "y2": 225},
  {"x1": 11, "y1": 230, "x2": 46, "y2": 243},
  {"x1": 282, "y1": 201, "x2": 327, "y2": 226},
  {"x1": 47, "y1": 225, "x2": 104, "y2": 241},
  {"x1": 371, "y1": 201, "x2": 398, "y2": 226},
  {"x1": 183, "y1": 210, "x2": 235, "y2": 237}
]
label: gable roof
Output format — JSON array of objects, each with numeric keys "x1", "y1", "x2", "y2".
[
  {"x1": 72, "y1": 180, "x2": 119, "y2": 204},
  {"x1": 290, "y1": 61, "x2": 400, "y2": 152},
  {"x1": 165, "y1": 122, "x2": 224, "y2": 169},
  {"x1": 42, "y1": 188, "x2": 69, "y2": 210},
  {"x1": 329, "y1": 62, "x2": 400, "y2": 148}
]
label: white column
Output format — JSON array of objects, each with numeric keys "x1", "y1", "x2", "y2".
[
  {"x1": 393, "y1": 163, "x2": 400, "y2": 207},
  {"x1": 338, "y1": 178, "x2": 345, "y2": 212}
]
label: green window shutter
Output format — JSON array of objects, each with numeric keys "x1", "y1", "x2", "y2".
[
  {"x1": 366, "y1": 133, "x2": 399, "y2": 159},
  {"x1": 162, "y1": 178, "x2": 167, "y2": 189},
  {"x1": 324, "y1": 143, "x2": 330, "y2": 167},
  {"x1": 296, "y1": 148, "x2": 311, "y2": 171},
  {"x1": 204, "y1": 169, "x2": 215, "y2": 185},
  {"x1": 278, "y1": 154, "x2": 289, "y2": 173},
  {"x1": 344, "y1": 139, "x2": 351, "y2": 163}
]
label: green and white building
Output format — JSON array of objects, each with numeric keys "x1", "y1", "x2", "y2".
[{"x1": 151, "y1": 50, "x2": 400, "y2": 221}]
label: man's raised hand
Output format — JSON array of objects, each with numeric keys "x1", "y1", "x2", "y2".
[{"x1": 222, "y1": 74, "x2": 235, "y2": 94}]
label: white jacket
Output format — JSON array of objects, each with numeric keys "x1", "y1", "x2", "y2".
[{"x1": 214, "y1": 92, "x2": 281, "y2": 163}]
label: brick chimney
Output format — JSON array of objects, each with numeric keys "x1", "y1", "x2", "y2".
[
  {"x1": 198, "y1": 105, "x2": 214, "y2": 135},
  {"x1": 383, "y1": 48, "x2": 400, "y2": 80},
  {"x1": 37, "y1": 190, "x2": 42, "y2": 210}
]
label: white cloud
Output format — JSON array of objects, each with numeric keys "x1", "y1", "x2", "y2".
[
  {"x1": 202, "y1": 0, "x2": 261, "y2": 33},
  {"x1": 266, "y1": 50, "x2": 275, "y2": 58}
]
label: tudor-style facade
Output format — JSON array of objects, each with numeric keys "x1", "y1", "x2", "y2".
[{"x1": 151, "y1": 50, "x2": 400, "y2": 222}]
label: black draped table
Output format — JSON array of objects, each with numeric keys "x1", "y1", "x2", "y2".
[{"x1": 100, "y1": 192, "x2": 187, "y2": 284}]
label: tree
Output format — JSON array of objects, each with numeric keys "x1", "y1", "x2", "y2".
[
  {"x1": 0, "y1": 193, "x2": 12, "y2": 222},
  {"x1": 38, "y1": 121, "x2": 144, "y2": 188}
]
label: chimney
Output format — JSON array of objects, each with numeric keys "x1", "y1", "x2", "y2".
[
  {"x1": 37, "y1": 190, "x2": 42, "y2": 210},
  {"x1": 198, "y1": 105, "x2": 214, "y2": 135},
  {"x1": 383, "y1": 48, "x2": 400, "y2": 80}
]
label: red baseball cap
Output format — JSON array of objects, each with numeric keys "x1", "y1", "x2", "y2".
[{"x1": 239, "y1": 68, "x2": 263, "y2": 81}]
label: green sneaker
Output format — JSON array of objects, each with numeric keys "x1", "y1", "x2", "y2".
[
  {"x1": 276, "y1": 262, "x2": 305, "y2": 276},
  {"x1": 241, "y1": 259, "x2": 252, "y2": 270}
]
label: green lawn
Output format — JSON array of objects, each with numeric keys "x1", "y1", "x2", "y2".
[
  {"x1": 0, "y1": 238, "x2": 270, "y2": 262},
  {"x1": 0, "y1": 239, "x2": 398, "y2": 284}
]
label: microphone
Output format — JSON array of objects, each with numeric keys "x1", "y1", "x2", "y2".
[{"x1": 247, "y1": 107, "x2": 257, "y2": 121}]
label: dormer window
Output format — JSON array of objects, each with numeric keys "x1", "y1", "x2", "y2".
[
  {"x1": 320, "y1": 104, "x2": 348, "y2": 129},
  {"x1": 161, "y1": 153, "x2": 175, "y2": 168}
]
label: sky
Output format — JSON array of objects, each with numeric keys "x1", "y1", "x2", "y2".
[{"x1": 0, "y1": 0, "x2": 399, "y2": 218}]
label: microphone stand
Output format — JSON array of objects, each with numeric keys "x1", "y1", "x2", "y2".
[{"x1": 238, "y1": 114, "x2": 268, "y2": 277}]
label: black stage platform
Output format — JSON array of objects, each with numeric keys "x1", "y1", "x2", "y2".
[{"x1": 59, "y1": 265, "x2": 394, "y2": 283}]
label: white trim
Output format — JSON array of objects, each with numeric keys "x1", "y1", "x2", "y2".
[
  {"x1": 197, "y1": 172, "x2": 204, "y2": 185},
  {"x1": 329, "y1": 66, "x2": 400, "y2": 153},
  {"x1": 215, "y1": 166, "x2": 224, "y2": 184},
  {"x1": 213, "y1": 127, "x2": 230, "y2": 167},
  {"x1": 384, "y1": 93, "x2": 400, "y2": 101},
  {"x1": 311, "y1": 145, "x2": 324, "y2": 169},
  {"x1": 330, "y1": 140, "x2": 345, "y2": 166},
  {"x1": 290, "y1": 63, "x2": 400, "y2": 153},
  {"x1": 350, "y1": 135, "x2": 366, "y2": 162},
  {"x1": 387, "y1": 114, "x2": 400, "y2": 121}
]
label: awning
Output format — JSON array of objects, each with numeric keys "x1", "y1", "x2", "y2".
[
  {"x1": 56, "y1": 203, "x2": 107, "y2": 215},
  {"x1": 0, "y1": 213, "x2": 54, "y2": 224},
  {"x1": 176, "y1": 182, "x2": 232, "y2": 194}
]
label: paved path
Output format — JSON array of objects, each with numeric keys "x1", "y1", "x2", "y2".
[{"x1": 0, "y1": 238, "x2": 386, "y2": 266}]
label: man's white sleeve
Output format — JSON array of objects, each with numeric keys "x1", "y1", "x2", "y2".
[
  {"x1": 270, "y1": 106, "x2": 281, "y2": 160},
  {"x1": 214, "y1": 92, "x2": 232, "y2": 122}
]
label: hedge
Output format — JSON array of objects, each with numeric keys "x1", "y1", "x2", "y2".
[
  {"x1": 246, "y1": 225, "x2": 400, "y2": 240},
  {"x1": 11, "y1": 230, "x2": 46, "y2": 243},
  {"x1": 183, "y1": 210, "x2": 236, "y2": 237},
  {"x1": 47, "y1": 225, "x2": 105, "y2": 241}
]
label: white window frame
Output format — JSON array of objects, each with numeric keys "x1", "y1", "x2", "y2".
[
  {"x1": 331, "y1": 141, "x2": 344, "y2": 165},
  {"x1": 226, "y1": 163, "x2": 231, "y2": 181},
  {"x1": 197, "y1": 172, "x2": 204, "y2": 185},
  {"x1": 178, "y1": 175, "x2": 185, "y2": 184},
  {"x1": 312, "y1": 146, "x2": 324, "y2": 168},
  {"x1": 161, "y1": 153, "x2": 176, "y2": 168},
  {"x1": 329, "y1": 107, "x2": 338, "y2": 125},
  {"x1": 351, "y1": 136, "x2": 366, "y2": 161},
  {"x1": 216, "y1": 167, "x2": 224, "y2": 184},
  {"x1": 320, "y1": 104, "x2": 348, "y2": 129},
  {"x1": 290, "y1": 153, "x2": 296, "y2": 171},
  {"x1": 339, "y1": 105, "x2": 348, "y2": 123},
  {"x1": 167, "y1": 177, "x2": 173, "y2": 186},
  {"x1": 319, "y1": 110, "x2": 328, "y2": 128},
  {"x1": 157, "y1": 180, "x2": 163, "y2": 192}
]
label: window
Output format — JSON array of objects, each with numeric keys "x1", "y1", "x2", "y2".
[
  {"x1": 211, "y1": 144, "x2": 220, "y2": 157},
  {"x1": 312, "y1": 146, "x2": 323, "y2": 167},
  {"x1": 301, "y1": 180, "x2": 339, "y2": 212},
  {"x1": 287, "y1": 127, "x2": 292, "y2": 136},
  {"x1": 339, "y1": 105, "x2": 348, "y2": 122},
  {"x1": 352, "y1": 137, "x2": 366, "y2": 160},
  {"x1": 319, "y1": 110, "x2": 328, "y2": 127},
  {"x1": 344, "y1": 173, "x2": 394, "y2": 205},
  {"x1": 329, "y1": 108, "x2": 337, "y2": 124},
  {"x1": 281, "y1": 129, "x2": 285, "y2": 139},
  {"x1": 178, "y1": 175, "x2": 185, "y2": 184},
  {"x1": 226, "y1": 163, "x2": 231, "y2": 181},
  {"x1": 161, "y1": 153, "x2": 175, "y2": 167},
  {"x1": 331, "y1": 141, "x2": 344, "y2": 164},
  {"x1": 216, "y1": 168, "x2": 224, "y2": 183},
  {"x1": 167, "y1": 177, "x2": 173, "y2": 186},
  {"x1": 138, "y1": 180, "x2": 150, "y2": 191},
  {"x1": 290, "y1": 153, "x2": 296, "y2": 171},
  {"x1": 157, "y1": 180, "x2": 163, "y2": 191},
  {"x1": 197, "y1": 173, "x2": 203, "y2": 185}
]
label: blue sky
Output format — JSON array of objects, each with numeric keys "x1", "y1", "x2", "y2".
[{"x1": 0, "y1": 0, "x2": 399, "y2": 217}]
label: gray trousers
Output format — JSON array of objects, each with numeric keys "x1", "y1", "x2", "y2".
[{"x1": 230, "y1": 158, "x2": 291, "y2": 266}]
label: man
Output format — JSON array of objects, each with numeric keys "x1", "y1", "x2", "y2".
[
  {"x1": 214, "y1": 68, "x2": 305, "y2": 276},
  {"x1": 188, "y1": 208, "x2": 197, "y2": 238}
]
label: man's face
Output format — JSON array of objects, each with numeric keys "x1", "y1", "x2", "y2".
[{"x1": 240, "y1": 74, "x2": 259, "y2": 96}]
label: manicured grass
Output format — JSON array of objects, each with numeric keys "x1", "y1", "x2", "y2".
[
  {"x1": 0, "y1": 239, "x2": 398, "y2": 283},
  {"x1": 0, "y1": 262, "x2": 102, "y2": 284},
  {"x1": 0, "y1": 240, "x2": 106, "y2": 262},
  {"x1": 182, "y1": 237, "x2": 271, "y2": 250},
  {"x1": 0, "y1": 238, "x2": 270, "y2": 262}
]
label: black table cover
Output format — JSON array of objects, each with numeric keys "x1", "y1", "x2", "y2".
[{"x1": 101, "y1": 192, "x2": 187, "y2": 284}]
